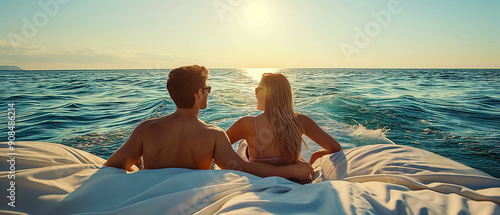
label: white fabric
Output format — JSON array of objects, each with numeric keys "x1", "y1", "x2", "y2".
[
  {"x1": 1, "y1": 141, "x2": 499, "y2": 215},
  {"x1": 313, "y1": 144, "x2": 500, "y2": 205}
]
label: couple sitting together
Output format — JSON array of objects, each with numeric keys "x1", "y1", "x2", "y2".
[{"x1": 104, "y1": 65, "x2": 342, "y2": 182}]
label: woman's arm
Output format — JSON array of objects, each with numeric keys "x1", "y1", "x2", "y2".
[
  {"x1": 226, "y1": 116, "x2": 252, "y2": 145},
  {"x1": 309, "y1": 149, "x2": 331, "y2": 164},
  {"x1": 299, "y1": 114, "x2": 342, "y2": 163}
]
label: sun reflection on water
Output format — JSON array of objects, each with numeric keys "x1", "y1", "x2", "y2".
[{"x1": 244, "y1": 68, "x2": 277, "y2": 81}]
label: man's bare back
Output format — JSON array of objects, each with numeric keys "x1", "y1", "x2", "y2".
[
  {"x1": 141, "y1": 114, "x2": 220, "y2": 170},
  {"x1": 104, "y1": 109, "x2": 226, "y2": 171}
]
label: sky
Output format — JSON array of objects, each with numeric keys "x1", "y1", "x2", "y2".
[{"x1": 0, "y1": 0, "x2": 499, "y2": 70}]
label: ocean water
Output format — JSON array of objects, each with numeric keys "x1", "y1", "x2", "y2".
[{"x1": 1, "y1": 68, "x2": 499, "y2": 177}]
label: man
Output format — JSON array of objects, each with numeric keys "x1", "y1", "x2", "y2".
[{"x1": 104, "y1": 65, "x2": 313, "y2": 180}]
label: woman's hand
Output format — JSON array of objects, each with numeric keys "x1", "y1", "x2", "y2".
[
  {"x1": 309, "y1": 149, "x2": 331, "y2": 164},
  {"x1": 128, "y1": 164, "x2": 140, "y2": 172}
]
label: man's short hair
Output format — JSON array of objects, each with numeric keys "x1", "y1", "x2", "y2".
[{"x1": 167, "y1": 65, "x2": 209, "y2": 108}]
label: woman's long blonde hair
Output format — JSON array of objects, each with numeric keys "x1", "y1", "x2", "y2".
[{"x1": 260, "y1": 73, "x2": 306, "y2": 163}]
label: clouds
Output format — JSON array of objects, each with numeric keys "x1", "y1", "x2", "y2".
[
  {"x1": 0, "y1": 40, "x2": 47, "y2": 55},
  {"x1": 0, "y1": 40, "x2": 197, "y2": 69}
]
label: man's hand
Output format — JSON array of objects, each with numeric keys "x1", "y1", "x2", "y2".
[{"x1": 292, "y1": 160, "x2": 314, "y2": 182}]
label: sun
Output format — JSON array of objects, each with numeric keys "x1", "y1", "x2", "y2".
[{"x1": 245, "y1": 2, "x2": 270, "y2": 26}]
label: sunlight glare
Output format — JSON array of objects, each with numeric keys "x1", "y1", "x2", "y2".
[
  {"x1": 246, "y1": 2, "x2": 270, "y2": 26},
  {"x1": 245, "y1": 68, "x2": 277, "y2": 81}
]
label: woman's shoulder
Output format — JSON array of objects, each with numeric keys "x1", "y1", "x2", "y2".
[
  {"x1": 295, "y1": 112, "x2": 308, "y2": 121},
  {"x1": 233, "y1": 115, "x2": 256, "y2": 129},
  {"x1": 295, "y1": 112, "x2": 315, "y2": 127},
  {"x1": 239, "y1": 115, "x2": 256, "y2": 122}
]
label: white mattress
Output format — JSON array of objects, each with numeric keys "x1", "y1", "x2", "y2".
[{"x1": 1, "y1": 141, "x2": 498, "y2": 214}]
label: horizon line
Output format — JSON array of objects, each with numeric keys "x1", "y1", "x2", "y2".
[{"x1": 3, "y1": 67, "x2": 500, "y2": 71}]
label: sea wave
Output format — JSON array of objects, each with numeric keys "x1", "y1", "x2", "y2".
[{"x1": 1, "y1": 68, "x2": 498, "y2": 177}]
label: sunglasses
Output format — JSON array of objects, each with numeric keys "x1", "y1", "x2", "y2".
[{"x1": 202, "y1": 86, "x2": 211, "y2": 94}]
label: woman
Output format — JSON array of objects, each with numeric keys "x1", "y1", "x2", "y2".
[{"x1": 227, "y1": 73, "x2": 342, "y2": 166}]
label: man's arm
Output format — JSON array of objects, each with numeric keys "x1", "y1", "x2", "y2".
[
  {"x1": 103, "y1": 122, "x2": 144, "y2": 171},
  {"x1": 213, "y1": 129, "x2": 313, "y2": 181}
]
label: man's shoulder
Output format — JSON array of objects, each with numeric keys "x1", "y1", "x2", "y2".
[
  {"x1": 132, "y1": 118, "x2": 160, "y2": 134},
  {"x1": 200, "y1": 124, "x2": 229, "y2": 140},
  {"x1": 203, "y1": 124, "x2": 225, "y2": 133},
  {"x1": 138, "y1": 118, "x2": 156, "y2": 128}
]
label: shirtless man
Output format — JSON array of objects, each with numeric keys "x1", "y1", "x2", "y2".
[{"x1": 104, "y1": 65, "x2": 313, "y2": 180}]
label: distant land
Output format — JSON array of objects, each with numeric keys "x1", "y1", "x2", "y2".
[{"x1": 0, "y1": 65, "x2": 24, "y2": 70}]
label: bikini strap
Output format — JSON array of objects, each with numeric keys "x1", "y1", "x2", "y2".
[{"x1": 254, "y1": 116, "x2": 264, "y2": 159}]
